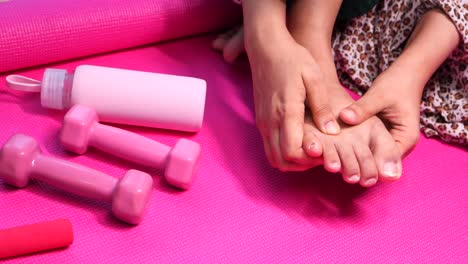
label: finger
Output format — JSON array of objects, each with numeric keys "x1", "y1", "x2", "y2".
[
  {"x1": 279, "y1": 103, "x2": 310, "y2": 163},
  {"x1": 339, "y1": 89, "x2": 389, "y2": 125},
  {"x1": 261, "y1": 134, "x2": 276, "y2": 168},
  {"x1": 303, "y1": 69, "x2": 340, "y2": 135},
  {"x1": 271, "y1": 129, "x2": 310, "y2": 172}
]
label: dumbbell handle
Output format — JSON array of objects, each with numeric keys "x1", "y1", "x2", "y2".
[
  {"x1": 32, "y1": 154, "x2": 118, "y2": 201},
  {"x1": 90, "y1": 123, "x2": 171, "y2": 168}
]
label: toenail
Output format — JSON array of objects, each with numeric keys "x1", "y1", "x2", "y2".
[
  {"x1": 383, "y1": 162, "x2": 400, "y2": 178},
  {"x1": 349, "y1": 175, "x2": 360, "y2": 182},
  {"x1": 329, "y1": 162, "x2": 340, "y2": 171},
  {"x1": 325, "y1": 121, "x2": 339, "y2": 134},
  {"x1": 364, "y1": 178, "x2": 377, "y2": 186},
  {"x1": 308, "y1": 142, "x2": 316, "y2": 150}
]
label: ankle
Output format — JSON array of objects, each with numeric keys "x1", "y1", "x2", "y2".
[{"x1": 302, "y1": 44, "x2": 341, "y2": 85}]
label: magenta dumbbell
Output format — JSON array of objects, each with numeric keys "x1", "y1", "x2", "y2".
[
  {"x1": 0, "y1": 134, "x2": 153, "y2": 225},
  {"x1": 60, "y1": 105, "x2": 201, "y2": 190}
]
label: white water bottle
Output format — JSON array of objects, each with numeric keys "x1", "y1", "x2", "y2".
[{"x1": 6, "y1": 65, "x2": 207, "y2": 132}]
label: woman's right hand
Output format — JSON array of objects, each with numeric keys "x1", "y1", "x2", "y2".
[{"x1": 245, "y1": 32, "x2": 339, "y2": 171}]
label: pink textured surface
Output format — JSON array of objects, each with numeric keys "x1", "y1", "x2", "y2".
[
  {"x1": 0, "y1": 0, "x2": 241, "y2": 73},
  {"x1": 0, "y1": 36, "x2": 467, "y2": 263}
]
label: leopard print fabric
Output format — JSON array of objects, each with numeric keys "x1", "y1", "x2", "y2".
[{"x1": 332, "y1": 0, "x2": 467, "y2": 145}]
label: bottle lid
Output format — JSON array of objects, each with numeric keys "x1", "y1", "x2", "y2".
[{"x1": 41, "y1": 68, "x2": 68, "y2": 110}]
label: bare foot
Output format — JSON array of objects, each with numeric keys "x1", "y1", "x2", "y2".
[
  {"x1": 303, "y1": 85, "x2": 403, "y2": 187},
  {"x1": 212, "y1": 25, "x2": 245, "y2": 63}
]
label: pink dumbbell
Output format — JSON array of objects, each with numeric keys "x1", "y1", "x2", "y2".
[
  {"x1": 0, "y1": 134, "x2": 153, "y2": 225},
  {"x1": 60, "y1": 105, "x2": 201, "y2": 190}
]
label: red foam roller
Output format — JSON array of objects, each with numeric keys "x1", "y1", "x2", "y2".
[{"x1": 0, "y1": 219, "x2": 74, "y2": 259}]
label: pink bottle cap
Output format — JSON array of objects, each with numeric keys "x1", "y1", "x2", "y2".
[{"x1": 41, "y1": 68, "x2": 72, "y2": 110}]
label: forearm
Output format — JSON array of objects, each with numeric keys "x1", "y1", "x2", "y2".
[
  {"x1": 388, "y1": 9, "x2": 460, "y2": 95},
  {"x1": 288, "y1": 0, "x2": 343, "y2": 83},
  {"x1": 242, "y1": 0, "x2": 290, "y2": 54}
]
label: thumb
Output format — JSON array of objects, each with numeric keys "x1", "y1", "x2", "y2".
[
  {"x1": 339, "y1": 89, "x2": 389, "y2": 125},
  {"x1": 303, "y1": 68, "x2": 340, "y2": 135},
  {"x1": 390, "y1": 123, "x2": 421, "y2": 158}
]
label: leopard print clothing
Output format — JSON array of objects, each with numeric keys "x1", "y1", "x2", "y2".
[{"x1": 332, "y1": 0, "x2": 467, "y2": 145}]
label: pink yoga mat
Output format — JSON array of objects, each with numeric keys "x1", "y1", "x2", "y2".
[
  {"x1": 0, "y1": 36, "x2": 467, "y2": 263},
  {"x1": 0, "y1": 0, "x2": 241, "y2": 73}
]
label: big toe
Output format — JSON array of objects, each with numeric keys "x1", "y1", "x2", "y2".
[
  {"x1": 370, "y1": 122, "x2": 402, "y2": 181},
  {"x1": 212, "y1": 27, "x2": 240, "y2": 50},
  {"x1": 212, "y1": 33, "x2": 229, "y2": 50},
  {"x1": 222, "y1": 27, "x2": 245, "y2": 63}
]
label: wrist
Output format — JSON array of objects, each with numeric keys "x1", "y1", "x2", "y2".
[
  {"x1": 372, "y1": 65, "x2": 425, "y2": 103},
  {"x1": 244, "y1": 26, "x2": 290, "y2": 56},
  {"x1": 242, "y1": 0, "x2": 288, "y2": 53}
]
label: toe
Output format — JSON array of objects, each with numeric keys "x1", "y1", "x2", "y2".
[
  {"x1": 302, "y1": 130, "x2": 323, "y2": 158},
  {"x1": 222, "y1": 27, "x2": 245, "y2": 63},
  {"x1": 354, "y1": 144, "x2": 378, "y2": 187},
  {"x1": 212, "y1": 34, "x2": 229, "y2": 50},
  {"x1": 322, "y1": 140, "x2": 341, "y2": 173},
  {"x1": 370, "y1": 122, "x2": 403, "y2": 181},
  {"x1": 212, "y1": 27, "x2": 240, "y2": 50},
  {"x1": 336, "y1": 144, "x2": 360, "y2": 184}
]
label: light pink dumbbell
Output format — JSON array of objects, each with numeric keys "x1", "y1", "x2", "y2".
[
  {"x1": 0, "y1": 134, "x2": 153, "y2": 225},
  {"x1": 60, "y1": 105, "x2": 201, "y2": 190}
]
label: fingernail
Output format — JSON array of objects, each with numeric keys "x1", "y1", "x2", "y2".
[
  {"x1": 349, "y1": 175, "x2": 360, "y2": 182},
  {"x1": 342, "y1": 109, "x2": 356, "y2": 121},
  {"x1": 325, "y1": 121, "x2": 339, "y2": 134},
  {"x1": 383, "y1": 162, "x2": 400, "y2": 178},
  {"x1": 364, "y1": 178, "x2": 377, "y2": 186}
]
